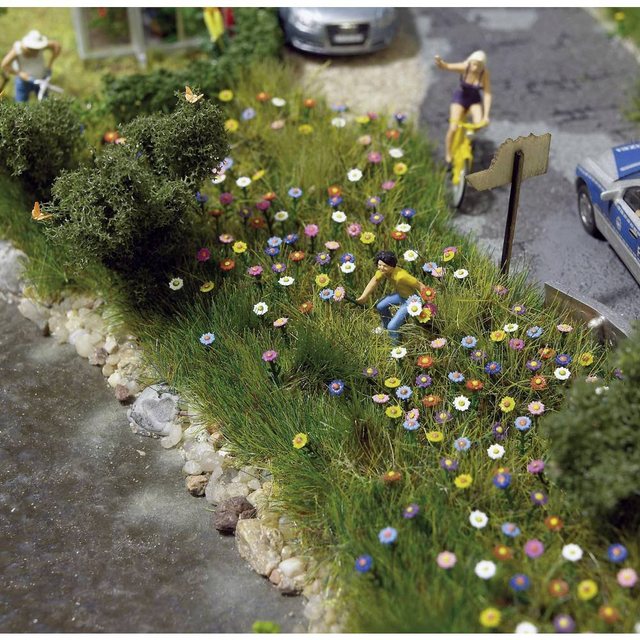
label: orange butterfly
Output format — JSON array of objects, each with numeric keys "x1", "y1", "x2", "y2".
[
  {"x1": 185, "y1": 86, "x2": 203, "y2": 104},
  {"x1": 31, "y1": 201, "x2": 52, "y2": 221}
]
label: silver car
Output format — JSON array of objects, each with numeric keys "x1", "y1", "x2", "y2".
[{"x1": 279, "y1": 7, "x2": 397, "y2": 56}]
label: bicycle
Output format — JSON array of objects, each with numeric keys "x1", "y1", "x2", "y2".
[{"x1": 448, "y1": 119, "x2": 488, "y2": 209}]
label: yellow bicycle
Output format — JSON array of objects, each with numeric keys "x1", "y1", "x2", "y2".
[{"x1": 448, "y1": 119, "x2": 488, "y2": 209}]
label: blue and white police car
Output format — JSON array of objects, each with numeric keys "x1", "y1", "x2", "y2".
[{"x1": 576, "y1": 142, "x2": 640, "y2": 285}]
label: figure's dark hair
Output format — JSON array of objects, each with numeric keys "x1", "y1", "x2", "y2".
[{"x1": 374, "y1": 250, "x2": 397, "y2": 267}]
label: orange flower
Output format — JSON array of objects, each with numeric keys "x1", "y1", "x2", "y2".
[
  {"x1": 249, "y1": 216, "x2": 266, "y2": 229},
  {"x1": 219, "y1": 258, "x2": 235, "y2": 272},
  {"x1": 420, "y1": 286, "x2": 437, "y2": 302},
  {"x1": 530, "y1": 375, "x2": 547, "y2": 391},
  {"x1": 422, "y1": 394, "x2": 441, "y2": 408},
  {"x1": 598, "y1": 605, "x2": 620, "y2": 624},
  {"x1": 391, "y1": 230, "x2": 407, "y2": 241},
  {"x1": 381, "y1": 470, "x2": 402, "y2": 484},
  {"x1": 539, "y1": 346, "x2": 556, "y2": 359},
  {"x1": 290, "y1": 250, "x2": 305, "y2": 262},
  {"x1": 256, "y1": 91, "x2": 270, "y2": 102},
  {"x1": 492, "y1": 545, "x2": 513, "y2": 561},
  {"x1": 548, "y1": 579, "x2": 569, "y2": 597},
  {"x1": 327, "y1": 185, "x2": 342, "y2": 196},
  {"x1": 385, "y1": 128, "x2": 400, "y2": 140},
  {"x1": 465, "y1": 379, "x2": 484, "y2": 392},
  {"x1": 299, "y1": 301, "x2": 313, "y2": 314},
  {"x1": 544, "y1": 515, "x2": 564, "y2": 531},
  {"x1": 303, "y1": 98, "x2": 316, "y2": 108},
  {"x1": 416, "y1": 355, "x2": 434, "y2": 368},
  {"x1": 262, "y1": 191, "x2": 277, "y2": 201},
  {"x1": 208, "y1": 208, "x2": 224, "y2": 218}
]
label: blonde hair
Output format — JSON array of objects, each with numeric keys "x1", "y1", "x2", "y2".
[{"x1": 467, "y1": 50, "x2": 487, "y2": 66}]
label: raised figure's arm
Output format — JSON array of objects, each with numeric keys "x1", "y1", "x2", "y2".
[{"x1": 434, "y1": 55, "x2": 466, "y2": 73}]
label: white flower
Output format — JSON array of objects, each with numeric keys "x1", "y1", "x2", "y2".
[
  {"x1": 271, "y1": 97, "x2": 286, "y2": 107},
  {"x1": 274, "y1": 210, "x2": 289, "y2": 222},
  {"x1": 406, "y1": 300, "x2": 423, "y2": 317},
  {"x1": 403, "y1": 249, "x2": 418, "y2": 262},
  {"x1": 595, "y1": 385, "x2": 609, "y2": 395},
  {"x1": 340, "y1": 262, "x2": 356, "y2": 274},
  {"x1": 236, "y1": 176, "x2": 252, "y2": 188},
  {"x1": 253, "y1": 302, "x2": 268, "y2": 316},
  {"x1": 389, "y1": 147, "x2": 404, "y2": 158},
  {"x1": 347, "y1": 168, "x2": 363, "y2": 182},
  {"x1": 487, "y1": 443, "x2": 505, "y2": 460},
  {"x1": 554, "y1": 367, "x2": 571, "y2": 381},
  {"x1": 331, "y1": 210, "x2": 347, "y2": 223},
  {"x1": 390, "y1": 346, "x2": 407, "y2": 359},
  {"x1": 453, "y1": 395, "x2": 470, "y2": 411},
  {"x1": 168, "y1": 277, "x2": 183, "y2": 291},
  {"x1": 474, "y1": 560, "x2": 496, "y2": 579},
  {"x1": 515, "y1": 622, "x2": 538, "y2": 634},
  {"x1": 278, "y1": 276, "x2": 295, "y2": 286},
  {"x1": 331, "y1": 117, "x2": 346, "y2": 128},
  {"x1": 561, "y1": 543, "x2": 583, "y2": 562},
  {"x1": 469, "y1": 510, "x2": 488, "y2": 529},
  {"x1": 503, "y1": 323, "x2": 519, "y2": 333},
  {"x1": 211, "y1": 174, "x2": 226, "y2": 184},
  {"x1": 395, "y1": 223, "x2": 411, "y2": 233},
  {"x1": 453, "y1": 268, "x2": 468, "y2": 279}
]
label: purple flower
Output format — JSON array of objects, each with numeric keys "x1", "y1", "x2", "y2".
[
  {"x1": 196, "y1": 191, "x2": 209, "y2": 204},
  {"x1": 440, "y1": 457, "x2": 458, "y2": 472},
  {"x1": 237, "y1": 206, "x2": 251, "y2": 220},
  {"x1": 402, "y1": 503, "x2": 420, "y2": 519},
  {"x1": 523, "y1": 539, "x2": 545, "y2": 558},
  {"x1": 526, "y1": 359, "x2": 542, "y2": 372},
  {"x1": 511, "y1": 304, "x2": 527, "y2": 315},
  {"x1": 262, "y1": 350, "x2": 278, "y2": 362},
  {"x1": 484, "y1": 361, "x2": 501, "y2": 375},
  {"x1": 530, "y1": 490, "x2": 548, "y2": 506},
  {"x1": 553, "y1": 614, "x2": 575, "y2": 633},
  {"x1": 527, "y1": 459, "x2": 545, "y2": 474},
  {"x1": 354, "y1": 554, "x2": 373, "y2": 573},
  {"x1": 469, "y1": 349, "x2": 486, "y2": 362},
  {"x1": 394, "y1": 112, "x2": 407, "y2": 124},
  {"x1": 315, "y1": 252, "x2": 331, "y2": 265},
  {"x1": 415, "y1": 373, "x2": 432, "y2": 388},
  {"x1": 555, "y1": 353, "x2": 572, "y2": 366},
  {"x1": 362, "y1": 366, "x2": 378, "y2": 378},
  {"x1": 219, "y1": 192, "x2": 234, "y2": 205},
  {"x1": 369, "y1": 212, "x2": 384, "y2": 225},
  {"x1": 264, "y1": 246, "x2": 280, "y2": 257},
  {"x1": 614, "y1": 368, "x2": 624, "y2": 380},
  {"x1": 271, "y1": 262, "x2": 286, "y2": 274},
  {"x1": 284, "y1": 233, "x2": 298, "y2": 245},
  {"x1": 255, "y1": 200, "x2": 271, "y2": 211},
  {"x1": 340, "y1": 253, "x2": 355, "y2": 264},
  {"x1": 492, "y1": 422, "x2": 508, "y2": 441},
  {"x1": 365, "y1": 195, "x2": 381, "y2": 208},
  {"x1": 400, "y1": 207, "x2": 416, "y2": 219},
  {"x1": 434, "y1": 410, "x2": 452, "y2": 424}
]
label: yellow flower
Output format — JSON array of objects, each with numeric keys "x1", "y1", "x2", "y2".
[
  {"x1": 292, "y1": 433, "x2": 308, "y2": 449},
  {"x1": 577, "y1": 579, "x2": 598, "y2": 601},
  {"x1": 499, "y1": 396, "x2": 516, "y2": 413},
  {"x1": 232, "y1": 241, "x2": 247, "y2": 254},
  {"x1": 252, "y1": 169, "x2": 266, "y2": 181},
  {"x1": 454, "y1": 474, "x2": 473, "y2": 489},
  {"x1": 479, "y1": 608, "x2": 501, "y2": 628},
  {"x1": 360, "y1": 231, "x2": 376, "y2": 245},
  {"x1": 224, "y1": 118, "x2": 239, "y2": 132},
  {"x1": 298, "y1": 124, "x2": 313, "y2": 135},
  {"x1": 385, "y1": 405, "x2": 403, "y2": 419},
  {"x1": 443, "y1": 250, "x2": 455, "y2": 262},
  {"x1": 200, "y1": 281, "x2": 215, "y2": 292},
  {"x1": 218, "y1": 89, "x2": 234, "y2": 102},
  {"x1": 393, "y1": 162, "x2": 408, "y2": 176},
  {"x1": 355, "y1": 115, "x2": 370, "y2": 125},
  {"x1": 417, "y1": 307, "x2": 432, "y2": 323},
  {"x1": 315, "y1": 273, "x2": 330, "y2": 287},
  {"x1": 490, "y1": 330, "x2": 506, "y2": 342},
  {"x1": 578, "y1": 352, "x2": 594, "y2": 366},
  {"x1": 426, "y1": 431, "x2": 443, "y2": 443},
  {"x1": 384, "y1": 377, "x2": 401, "y2": 388},
  {"x1": 614, "y1": 11, "x2": 625, "y2": 21}
]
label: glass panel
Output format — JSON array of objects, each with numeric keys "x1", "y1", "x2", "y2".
[{"x1": 86, "y1": 7, "x2": 131, "y2": 48}]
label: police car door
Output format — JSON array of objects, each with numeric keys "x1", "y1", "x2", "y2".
[{"x1": 619, "y1": 186, "x2": 640, "y2": 262}]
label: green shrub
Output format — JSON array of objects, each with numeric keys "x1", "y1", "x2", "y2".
[
  {"x1": 101, "y1": 8, "x2": 283, "y2": 123},
  {"x1": 42, "y1": 95, "x2": 228, "y2": 310},
  {"x1": 0, "y1": 98, "x2": 84, "y2": 198},
  {"x1": 542, "y1": 325, "x2": 640, "y2": 529}
]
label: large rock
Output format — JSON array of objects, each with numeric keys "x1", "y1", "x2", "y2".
[
  {"x1": 235, "y1": 519, "x2": 284, "y2": 576},
  {"x1": 17, "y1": 297, "x2": 50, "y2": 332},
  {"x1": 127, "y1": 384, "x2": 180, "y2": 438},
  {"x1": 213, "y1": 496, "x2": 256, "y2": 534},
  {"x1": 0, "y1": 241, "x2": 27, "y2": 295}
]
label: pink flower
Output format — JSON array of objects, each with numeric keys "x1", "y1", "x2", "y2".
[
  {"x1": 523, "y1": 539, "x2": 545, "y2": 558},
  {"x1": 347, "y1": 223, "x2": 362, "y2": 238},
  {"x1": 509, "y1": 338, "x2": 525, "y2": 350},
  {"x1": 617, "y1": 568, "x2": 638, "y2": 587},
  {"x1": 262, "y1": 350, "x2": 278, "y2": 362},
  {"x1": 358, "y1": 134, "x2": 372, "y2": 146},
  {"x1": 367, "y1": 151, "x2": 382, "y2": 163},
  {"x1": 527, "y1": 459, "x2": 545, "y2": 474},
  {"x1": 325, "y1": 240, "x2": 340, "y2": 251},
  {"x1": 381, "y1": 180, "x2": 396, "y2": 191},
  {"x1": 527, "y1": 400, "x2": 545, "y2": 415},
  {"x1": 436, "y1": 551, "x2": 457, "y2": 569},
  {"x1": 247, "y1": 265, "x2": 264, "y2": 277},
  {"x1": 304, "y1": 224, "x2": 319, "y2": 238},
  {"x1": 219, "y1": 233, "x2": 234, "y2": 244},
  {"x1": 219, "y1": 192, "x2": 234, "y2": 205},
  {"x1": 196, "y1": 247, "x2": 211, "y2": 262}
]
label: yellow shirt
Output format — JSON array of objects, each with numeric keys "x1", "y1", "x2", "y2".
[{"x1": 374, "y1": 267, "x2": 420, "y2": 298}]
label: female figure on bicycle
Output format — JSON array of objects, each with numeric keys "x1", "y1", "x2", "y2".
[{"x1": 434, "y1": 50, "x2": 491, "y2": 168}]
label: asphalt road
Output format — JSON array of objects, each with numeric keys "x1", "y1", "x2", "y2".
[{"x1": 416, "y1": 7, "x2": 640, "y2": 323}]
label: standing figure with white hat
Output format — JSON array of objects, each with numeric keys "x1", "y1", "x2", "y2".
[{"x1": 1, "y1": 30, "x2": 61, "y2": 102}]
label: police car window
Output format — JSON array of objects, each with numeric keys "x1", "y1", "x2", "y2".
[{"x1": 623, "y1": 187, "x2": 640, "y2": 212}]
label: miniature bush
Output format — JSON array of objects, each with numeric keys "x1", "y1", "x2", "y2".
[
  {"x1": 0, "y1": 98, "x2": 84, "y2": 198},
  {"x1": 542, "y1": 326, "x2": 640, "y2": 529},
  {"x1": 101, "y1": 8, "x2": 282, "y2": 123},
  {"x1": 43, "y1": 95, "x2": 228, "y2": 310}
]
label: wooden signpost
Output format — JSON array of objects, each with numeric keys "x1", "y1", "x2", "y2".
[{"x1": 466, "y1": 133, "x2": 552, "y2": 275}]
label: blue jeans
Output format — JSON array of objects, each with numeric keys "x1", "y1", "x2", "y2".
[
  {"x1": 376, "y1": 294, "x2": 409, "y2": 344},
  {"x1": 15, "y1": 76, "x2": 40, "y2": 102}
]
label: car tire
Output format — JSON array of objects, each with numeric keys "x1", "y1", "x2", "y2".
[{"x1": 577, "y1": 183, "x2": 604, "y2": 239}]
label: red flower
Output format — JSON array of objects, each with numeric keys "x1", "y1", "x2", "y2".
[
  {"x1": 196, "y1": 247, "x2": 211, "y2": 262},
  {"x1": 416, "y1": 355, "x2": 434, "y2": 368},
  {"x1": 290, "y1": 250, "x2": 305, "y2": 262},
  {"x1": 219, "y1": 258, "x2": 235, "y2": 272},
  {"x1": 256, "y1": 91, "x2": 270, "y2": 102},
  {"x1": 544, "y1": 515, "x2": 563, "y2": 531},
  {"x1": 327, "y1": 185, "x2": 342, "y2": 197},
  {"x1": 262, "y1": 191, "x2": 277, "y2": 201},
  {"x1": 465, "y1": 379, "x2": 483, "y2": 392},
  {"x1": 249, "y1": 216, "x2": 266, "y2": 229},
  {"x1": 422, "y1": 394, "x2": 441, "y2": 408},
  {"x1": 391, "y1": 230, "x2": 407, "y2": 241},
  {"x1": 548, "y1": 579, "x2": 569, "y2": 597},
  {"x1": 208, "y1": 208, "x2": 224, "y2": 218},
  {"x1": 492, "y1": 545, "x2": 513, "y2": 561},
  {"x1": 299, "y1": 301, "x2": 313, "y2": 314},
  {"x1": 539, "y1": 346, "x2": 556, "y2": 359},
  {"x1": 385, "y1": 129, "x2": 400, "y2": 140}
]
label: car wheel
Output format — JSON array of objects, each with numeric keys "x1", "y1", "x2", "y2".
[{"x1": 577, "y1": 184, "x2": 604, "y2": 239}]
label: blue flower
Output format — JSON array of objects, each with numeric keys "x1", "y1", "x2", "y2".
[
  {"x1": 394, "y1": 112, "x2": 407, "y2": 124},
  {"x1": 514, "y1": 416, "x2": 532, "y2": 432},
  {"x1": 501, "y1": 522, "x2": 521, "y2": 538},
  {"x1": 555, "y1": 353, "x2": 572, "y2": 366},
  {"x1": 328, "y1": 379, "x2": 345, "y2": 396},
  {"x1": 241, "y1": 107, "x2": 256, "y2": 120},
  {"x1": 509, "y1": 573, "x2": 531, "y2": 592},
  {"x1": 328, "y1": 195, "x2": 343, "y2": 207},
  {"x1": 330, "y1": 103, "x2": 347, "y2": 112},
  {"x1": 319, "y1": 288, "x2": 335, "y2": 301},
  {"x1": 267, "y1": 236, "x2": 283, "y2": 247},
  {"x1": 340, "y1": 253, "x2": 355, "y2": 264},
  {"x1": 220, "y1": 156, "x2": 234, "y2": 172},
  {"x1": 195, "y1": 191, "x2": 209, "y2": 204},
  {"x1": 460, "y1": 336, "x2": 477, "y2": 349},
  {"x1": 422, "y1": 261, "x2": 438, "y2": 274},
  {"x1": 288, "y1": 187, "x2": 303, "y2": 199},
  {"x1": 484, "y1": 361, "x2": 502, "y2": 375},
  {"x1": 264, "y1": 246, "x2": 280, "y2": 257},
  {"x1": 378, "y1": 527, "x2": 398, "y2": 545},
  {"x1": 526, "y1": 326, "x2": 543, "y2": 338},
  {"x1": 493, "y1": 472, "x2": 511, "y2": 489},
  {"x1": 396, "y1": 386, "x2": 412, "y2": 400},
  {"x1": 454, "y1": 437, "x2": 471, "y2": 452},
  {"x1": 284, "y1": 233, "x2": 298, "y2": 245},
  {"x1": 400, "y1": 207, "x2": 416, "y2": 219},
  {"x1": 448, "y1": 371, "x2": 465, "y2": 383},
  {"x1": 607, "y1": 544, "x2": 628, "y2": 563},
  {"x1": 355, "y1": 554, "x2": 373, "y2": 573},
  {"x1": 403, "y1": 418, "x2": 420, "y2": 431}
]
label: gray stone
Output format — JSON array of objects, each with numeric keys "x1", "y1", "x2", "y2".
[
  {"x1": 17, "y1": 297, "x2": 49, "y2": 333},
  {"x1": 0, "y1": 241, "x2": 27, "y2": 294},
  {"x1": 185, "y1": 474, "x2": 209, "y2": 497},
  {"x1": 213, "y1": 495, "x2": 257, "y2": 535},
  {"x1": 115, "y1": 384, "x2": 132, "y2": 403},
  {"x1": 235, "y1": 519, "x2": 283, "y2": 576},
  {"x1": 89, "y1": 347, "x2": 108, "y2": 366},
  {"x1": 127, "y1": 384, "x2": 180, "y2": 438}
]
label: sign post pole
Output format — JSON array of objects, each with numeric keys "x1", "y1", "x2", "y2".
[{"x1": 500, "y1": 150, "x2": 525, "y2": 276}]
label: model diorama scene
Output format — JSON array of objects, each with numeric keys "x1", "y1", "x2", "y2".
[{"x1": 1, "y1": 5, "x2": 640, "y2": 635}]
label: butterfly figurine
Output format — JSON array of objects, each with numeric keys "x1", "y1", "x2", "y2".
[
  {"x1": 31, "y1": 201, "x2": 53, "y2": 221},
  {"x1": 185, "y1": 86, "x2": 203, "y2": 104}
]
